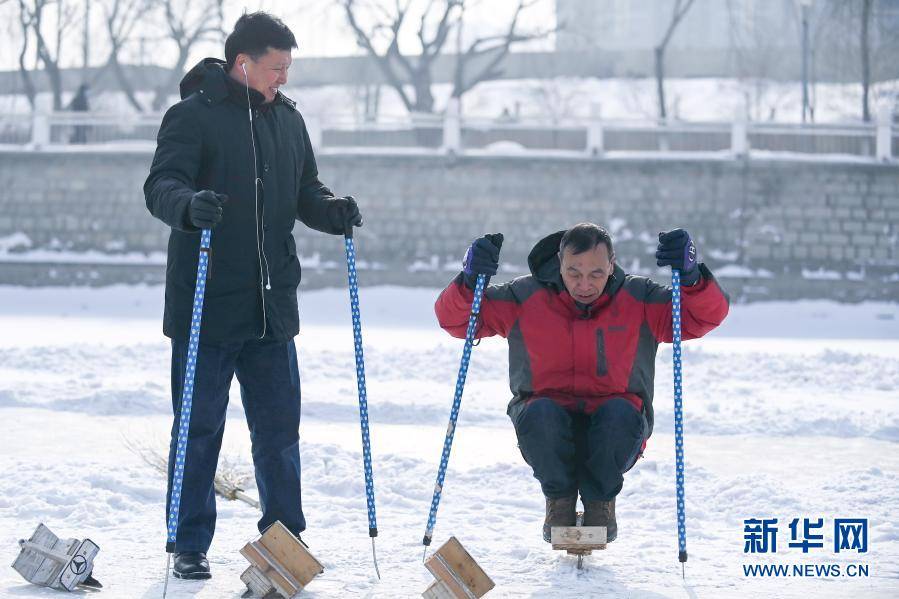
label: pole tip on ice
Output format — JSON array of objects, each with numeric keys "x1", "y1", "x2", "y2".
[{"x1": 371, "y1": 537, "x2": 381, "y2": 580}]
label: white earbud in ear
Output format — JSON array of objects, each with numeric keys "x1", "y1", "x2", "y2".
[{"x1": 241, "y1": 62, "x2": 247, "y2": 75}]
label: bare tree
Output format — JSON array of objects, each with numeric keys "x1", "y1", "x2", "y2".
[
  {"x1": 451, "y1": 0, "x2": 552, "y2": 100},
  {"x1": 17, "y1": 0, "x2": 80, "y2": 110},
  {"x1": 724, "y1": 0, "x2": 794, "y2": 122},
  {"x1": 654, "y1": 0, "x2": 695, "y2": 120},
  {"x1": 339, "y1": 0, "x2": 550, "y2": 114},
  {"x1": 340, "y1": 0, "x2": 461, "y2": 114},
  {"x1": 150, "y1": 0, "x2": 226, "y2": 111},
  {"x1": 860, "y1": 0, "x2": 872, "y2": 122},
  {"x1": 99, "y1": 0, "x2": 154, "y2": 112},
  {"x1": 15, "y1": 0, "x2": 39, "y2": 108},
  {"x1": 528, "y1": 78, "x2": 586, "y2": 125}
]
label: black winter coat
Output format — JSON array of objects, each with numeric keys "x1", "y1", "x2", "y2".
[{"x1": 144, "y1": 58, "x2": 344, "y2": 343}]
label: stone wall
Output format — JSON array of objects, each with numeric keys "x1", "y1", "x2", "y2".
[{"x1": 0, "y1": 149, "x2": 896, "y2": 301}]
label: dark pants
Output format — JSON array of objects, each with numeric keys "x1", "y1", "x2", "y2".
[
  {"x1": 166, "y1": 335, "x2": 304, "y2": 552},
  {"x1": 512, "y1": 397, "x2": 646, "y2": 501}
]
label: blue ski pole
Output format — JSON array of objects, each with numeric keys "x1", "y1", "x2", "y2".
[
  {"x1": 343, "y1": 226, "x2": 380, "y2": 579},
  {"x1": 163, "y1": 228, "x2": 212, "y2": 597},
  {"x1": 671, "y1": 269, "x2": 688, "y2": 577},
  {"x1": 422, "y1": 273, "x2": 488, "y2": 560}
]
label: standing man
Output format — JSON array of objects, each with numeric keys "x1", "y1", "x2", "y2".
[
  {"x1": 67, "y1": 83, "x2": 90, "y2": 144},
  {"x1": 435, "y1": 224, "x2": 728, "y2": 544},
  {"x1": 144, "y1": 12, "x2": 361, "y2": 579}
]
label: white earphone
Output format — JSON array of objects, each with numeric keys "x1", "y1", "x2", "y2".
[{"x1": 239, "y1": 58, "x2": 271, "y2": 296}]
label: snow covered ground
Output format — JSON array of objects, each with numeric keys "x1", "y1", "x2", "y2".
[{"x1": 1, "y1": 284, "x2": 897, "y2": 598}]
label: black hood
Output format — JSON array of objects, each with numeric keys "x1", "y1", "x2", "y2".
[
  {"x1": 527, "y1": 229, "x2": 625, "y2": 296},
  {"x1": 178, "y1": 58, "x2": 277, "y2": 108},
  {"x1": 179, "y1": 58, "x2": 228, "y2": 100},
  {"x1": 527, "y1": 230, "x2": 566, "y2": 290}
]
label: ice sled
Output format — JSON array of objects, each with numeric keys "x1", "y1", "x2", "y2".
[
  {"x1": 12, "y1": 523, "x2": 101, "y2": 591},
  {"x1": 422, "y1": 536, "x2": 495, "y2": 598},
  {"x1": 240, "y1": 521, "x2": 324, "y2": 598},
  {"x1": 551, "y1": 512, "x2": 607, "y2": 569}
]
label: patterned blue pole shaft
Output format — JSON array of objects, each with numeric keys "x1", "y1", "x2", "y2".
[
  {"x1": 672, "y1": 269, "x2": 688, "y2": 563},
  {"x1": 423, "y1": 274, "x2": 487, "y2": 546},
  {"x1": 344, "y1": 236, "x2": 378, "y2": 537},
  {"x1": 166, "y1": 228, "x2": 212, "y2": 552}
]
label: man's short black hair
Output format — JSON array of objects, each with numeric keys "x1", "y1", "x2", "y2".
[
  {"x1": 559, "y1": 223, "x2": 614, "y2": 258},
  {"x1": 225, "y1": 12, "x2": 297, "y2": 70}
]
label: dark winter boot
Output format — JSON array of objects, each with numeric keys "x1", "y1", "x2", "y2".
[
  {"x1": 173, "y1": 552, "x2": 211, "y2": 580},
  {"x1": 583, "y1": 497, "x2": 617, "y2": 542},
  {"x1": 543, "y1": 496, "x2": 577, "y2": 543}
]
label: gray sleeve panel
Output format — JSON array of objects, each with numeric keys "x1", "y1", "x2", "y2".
[
  {"x1": 626, "y1": 321, "x2": 660, "y2": 437},
  {"x1": 623, "y1": 263, "x2": 726, "y2": 306},
  {"x1": 485, "y1": 275, "x2": 542, "y2": 305},
  {"x1": 625, "y1": 275, "x2": 673, "y2": 304},
  {"x1": 507, "y1": 320, "x2": 532, "y2": 397}
]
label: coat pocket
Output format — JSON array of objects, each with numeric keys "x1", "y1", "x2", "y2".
[
  {"x1": 596, "y1": 328, "x2": 607, "y2": 376},
  {"x1": 285, "y1": 236, "x2": 301, "y2": 286}
]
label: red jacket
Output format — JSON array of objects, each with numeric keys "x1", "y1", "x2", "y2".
[{"x1": 435, "y1": 231, "x2": 730, "y2": 438}]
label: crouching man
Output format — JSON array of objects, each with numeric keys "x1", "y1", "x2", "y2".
[{"x1": 435, "y1": 224, "x2": 729, "y2": 543}]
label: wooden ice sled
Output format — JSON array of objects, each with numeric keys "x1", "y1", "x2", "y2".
[
  {"x1": 551, "y1": 513, "x2": 607, "y2": 569},
  {"x1": 423, "y1": 536, "x2": 495, "y2": 598},
  {"x1": 240, "y1": 521, "x2": 324, "y2": 598},
  {"x1": 12, "y1": 523, "x2": 101, "y2": 591}
]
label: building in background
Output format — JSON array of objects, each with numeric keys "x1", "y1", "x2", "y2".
[{"x1": 557, "y1": 0, "x2": 795, "y2": 53}]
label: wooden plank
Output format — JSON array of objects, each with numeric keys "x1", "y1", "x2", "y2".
[
  {"x1": 426, "y1": 537, "x2": 494, "y2": 598},
  {"x1": 422, "y1": 579, "x2": 458, "y2": 599},
  {"x1": 240, "y1": 541, "x2": 299, "y2": 598},
  {"x1": 425, "y1": 554, "x2": 472, "y2": 599},
  {"x1": 551, "y1": 525, "x2": 607, "y2": 550},
  {"x1": 257, "y1": 521, "x2": 323, "y2": 587}
]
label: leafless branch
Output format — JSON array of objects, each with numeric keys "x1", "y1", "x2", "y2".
[
  {"x1": 123, "y1": 435, "x2": 260, "y2": 509},
  {"x1": 452, "y1": 0, "x2": 551, "y2": 99}
]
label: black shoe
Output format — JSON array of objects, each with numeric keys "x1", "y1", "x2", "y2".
[{"x1": 173, "y1": 552, "x2": 211, "y2": 580}]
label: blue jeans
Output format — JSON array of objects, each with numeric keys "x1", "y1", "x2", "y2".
[
  {"x1": 511, "y1": 397, "x2": 646, "y2": 501},
  {"x1": 166, "y1": 335, "x2": 303, "y2": 552}
]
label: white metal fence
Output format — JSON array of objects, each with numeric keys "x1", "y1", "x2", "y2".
[{"x1": 0, "y1": 102, "x2": 895, "y2": 162}]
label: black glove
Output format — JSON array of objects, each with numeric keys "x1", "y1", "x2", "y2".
[
  {"x1": 656, "y1": 228, "x2": 700, "y2": 286},
  {"x1": 187, "y1": 190, "x2": 228, "y2": 229},
  {"x1": 462, "y1": 233, "x2": 504, "y2": 289},
  {"x1": 328, "y1": 195, "x2": 363, "y2": 235}
]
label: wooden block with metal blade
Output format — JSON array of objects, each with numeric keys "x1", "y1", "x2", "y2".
[
  {"x1": 551, "y1": 513, "x2": 607, "y2": 569},
  {"x1": 423, "y1": 536, "x2": 494, "y2": 598},
  {"x1": 239, "y1": 521, "x2": 324, "y2": 598},
  {"x1": 12, "y1": 523, "x2": 101, "y2": 591}
]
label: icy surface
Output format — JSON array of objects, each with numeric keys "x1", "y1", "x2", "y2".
[{"x1": 0, "y1": 285, "x2": 897, "y2": 598}]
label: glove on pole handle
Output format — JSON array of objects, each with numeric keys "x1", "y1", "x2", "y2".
[
  {"x1": 163, "y1": 228, "x2": 212, "y2": 597},
  {"x1": 672, "y1": 269, "x2": 688, "y2": 577},
  {"x1": 422, "y1": 273, "x2": 487, "y2": 558},
  {"x1": 344, "y1": 230, "x2": 380, "y2": 579}
]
